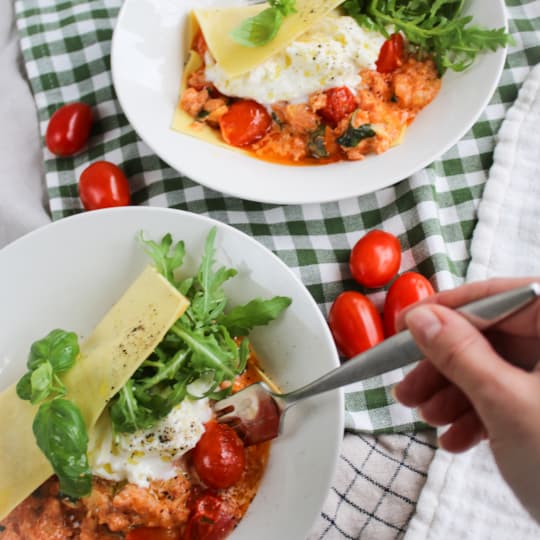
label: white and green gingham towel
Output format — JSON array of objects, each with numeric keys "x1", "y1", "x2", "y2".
[{"x1": 13, "y1": 0, "x2": 540, "y2": 435}]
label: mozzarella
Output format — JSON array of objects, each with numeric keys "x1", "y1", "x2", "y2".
[
  {"x1": 204, "y1": 15, "x2": 386, "y2": 106},
  {"x1": 90, "y1": 396, "x2": 213, "y2": 487}
]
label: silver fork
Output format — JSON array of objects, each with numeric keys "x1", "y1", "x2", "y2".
[{"x1": 215, "y1": 282, "x2": 540, "y2": 446}]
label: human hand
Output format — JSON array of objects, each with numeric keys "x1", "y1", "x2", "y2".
[{"x1": 392, "y1": 278, "x2": 540, "y2": 523}]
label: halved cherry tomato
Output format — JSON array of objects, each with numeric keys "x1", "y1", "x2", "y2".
[
  {"x1": 328, "y1": 291, "x2": 384, "y2": 359},
  {"x1": 192, "y1": 421, "x2": 245, "y2": 489},
  {"x1": 184, "y1": 493, "x2": 236, "y2": 540},
  {"x1": 126, "y1": 527, "x2": 181, "y2": 540},
  {"x1": 78, "y1": 161, "x2": 131, "y2": 210},
  {"x1": 349, "y1": 230, "x2": 401, "y2": 288},
  {"x1": 318, "y1": 87, "x2": 357, "y2": 127},
  {"x1": 219, "y1": 100, "x2": 272, "y2": 147},
  {"x1": 383, "y1": 272, "x2": 435, "y2": 336},
  {"x1": 376, "y1": 33, "x2": 405, "y2": 73},
  {"x1": 45, "y1": 102, "x2": 93, "y2": 157}
]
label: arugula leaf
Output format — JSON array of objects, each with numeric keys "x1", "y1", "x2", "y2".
[
  {"x1": 33, "y1": 399, "x2": 92, "y2": 498},
  {"x1": 342, "y1": 0, "x2": 512, "y2": 74},
  {"x1": 231, "y1": 0, "x2": 297, "y2": 47},
  {"x1": 218, "y1": 297, "x2": 292, "y2": 337},
  {"x1": 337, "y1": 120, "x2": 376, "y2": 148},
  {"x1": 110, "y1": 229, "x2": 292, "y2": 434},
  {"x1": 139, "y1": 232, "x2": 186, "y2": 286}
]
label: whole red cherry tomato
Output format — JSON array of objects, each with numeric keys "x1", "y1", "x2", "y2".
[
  {"x1": 184, "y1": 493, "x2": 236, "y2": 540},
  {"x1": 78, "y1": 161, "x2": 131, "y2": 210},
  {"x1": 349, "y1": 230, "x2": 401, "y2": 288},
  {"x1": 45, "y1": 102, "x2": 93, "y2": 156},
  {"x1": 383, "y1": 272, "x2": 435, "y2": 336},
  {"x1": 376, "y1": 33, "x2": 405, "y2": 73},
  {"x1": 319, "y1": 87, "x2": 357, "y2": 126},
  {"x1": 219, "y1": 100, "x2": 272, "y2": 147},
  {"x1": 192, "y1": 421, "x2": 245, "y2": 489},
  {"x1": 328, "y1": 291, "x2": 384, "y2": 359}
]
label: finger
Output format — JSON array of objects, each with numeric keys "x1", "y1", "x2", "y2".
[
  {"x1": 438, "y1": 410, "x2": 486, "y2": 453},
  {"x1": 396, "y1": 277, "x2": 540, "y2": 337},
  {"x1": 485, "y1": 329, "x2": 540, "y2": 370},
  {"x1": 404, "y1": 304, "x2": 525, "y2": 422},
  {"x1": 418, "y1": 384, "x2": 472, "y2": 427},
  {"x1": 393, "y1": 360, "x2": 450, "y2": 407}
]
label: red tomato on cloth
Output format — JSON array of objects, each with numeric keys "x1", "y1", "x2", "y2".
[
  {"x1": 319, "y1": 86, "x2": 358, "y2": 126},
  {"x1": 349, "y1": 230, "x2": 401, "y2": 288},
  {"x1": 383, "y1": 272, "x2": 435, "y2": 336},
  {"x1": 328, "y1": 291, "x2": 384, "y2": 358},
  {"x1": 192, "y1": 421, "x2": 245, "y2": 489},
  {"x1": 78, "y1": 161, "x2": 131, "y2": 210},
  {"x1": 184, "y1": 493, "x2": 236, "y2": 540},
  {"x1": 45, "y1": 102, "x2": 93, "y2": 156},
  {"x1": 376, "y1": 33, "x2": 405, "y2": 73},
  {"x1": 219, "y1": 100, "x2": 272, "y2": 147},
  {"x1": 125, "y1": 527, "x2": 181, "y2": 540}
]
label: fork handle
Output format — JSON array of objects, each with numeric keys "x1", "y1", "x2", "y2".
[{"x1": 281, "y1": 283, "x2": 540, "y2": 404}]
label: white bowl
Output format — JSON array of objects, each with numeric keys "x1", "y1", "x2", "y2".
[
  {"x1": 111, "y1": 0, "x2": 507, "y2": 205},
  {"x1": 0, "y1": 207, "x2": 343, "y2": 539}
]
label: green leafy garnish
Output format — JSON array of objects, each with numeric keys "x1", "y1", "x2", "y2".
[
  {"x1": 337, "y1": 118, "x2": 376, "y2": 148},
  {"x1": 342, "y1": 0, "x2": 512, "y2": 74},
  {"x1": 230, "y1": 0, "x2": 297, "y2": 47},
  {"x1": 16, "y1": 329, "x2": 89, "y2": 499},
  {"x1": 33, "y1": 399, "x2": 92, "y2": 498},
  {"x1": 307, "y1": 125, "x2": 329, "y2": 159},
  {"x1": 17, "y1": 329, "x2": 79, "y2": 404},
  {"x1": 109, "y1": 228, "x2": 292, "y2": 433}
]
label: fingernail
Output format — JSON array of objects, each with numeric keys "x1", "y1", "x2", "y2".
[{"x1": 405, "y1": 306, "x2": 442, "y2": 342}]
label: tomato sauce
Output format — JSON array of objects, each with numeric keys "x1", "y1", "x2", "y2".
[
  {"x1": 180, "y1": 33, "x2": 441, "y2": 165},
  {"x1": 0, "y1": 353, "x2": 271, "y2": 540}
]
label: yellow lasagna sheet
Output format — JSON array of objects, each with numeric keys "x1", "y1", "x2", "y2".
[
  {"x1": 0, "y1": 266, "x2": 189, "y2": 520},
  {"x1": 194, "y1": 0, "x2": 345, "y2": 78}
]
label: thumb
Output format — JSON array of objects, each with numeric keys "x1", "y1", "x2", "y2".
[{"x1": 404, "y1": 304, "x2": 523, "y2": 421}]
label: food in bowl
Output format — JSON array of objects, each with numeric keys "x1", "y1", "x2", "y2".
[
  {"x1": 0, "y1": 229, "x2": 291, "y2": 539},
  {"x1": 172, "y1": 0, "x2": 510, "y2": 165}
]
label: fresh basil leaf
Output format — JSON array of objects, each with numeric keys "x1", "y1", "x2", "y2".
[
  {"x1": 218, "y1": 296, "x2": 292, "y2": 337},
  {"x1": 30, "y1": 362, "x2": 54, "y2": 405},
  {"x1": 27, "y1": 329, "x2": 79, "y2": 373},
  {"x1": 308, "y1": 125, "x2": 329, "y2": 159},
  {"x1": 16, "y1": 372, "x2": 32, "y2": 401},
  {"x1": 230, "y1": 7, "x2": 283, "y2": 47},
  {"x1": 269, "y1": 0, "x2": 297, "y2": 16},
  {"x1": 33, "y1": 399, "x2": 92, "y2": 498},
  {"x1": 337, "y1": 122, "x2": 376, "y2": 148}
]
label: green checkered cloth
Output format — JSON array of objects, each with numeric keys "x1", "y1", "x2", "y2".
[{"x1": 14, "y1": 0, "x2": 540, "y2": 434}]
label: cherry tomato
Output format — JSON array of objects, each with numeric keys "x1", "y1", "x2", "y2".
[
  {"x1": 328, "y1": 291, "x2": 384, "y2": 359},
  {"x1": 78, "y1": 161, "x2": 131, "y2": 210},
  {"x1": 45, "y1": 102, "x2": 93, "y2": 157},
  {"x1": 349, "y1": 230, "x2": 401, "y2": 288},
  {"x1": 184, "y1": 493, "x2": 236, "y2": 540},
  {"x1": 318, "y1": 87, "x2": 357, "y2": 126},
  {"x1": 383, "y1": 272, "x2": 435, "y2": 336},
  {"x1": 376, "y1": 33, "x2": 405, "y2": 73},
  {"x1": 219, "y1": 100, "x2": 272, "y2": 147},
  {"x1": 126, "y1": 527, "x2": 180, "y2": 540},
  {"x1": 192, "y1": 421, "x2": 245, "y2": 489}
]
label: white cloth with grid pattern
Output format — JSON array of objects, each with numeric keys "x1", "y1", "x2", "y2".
[{"x1": 404, "y1": 63, "x2": 540, "y2": 540}]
